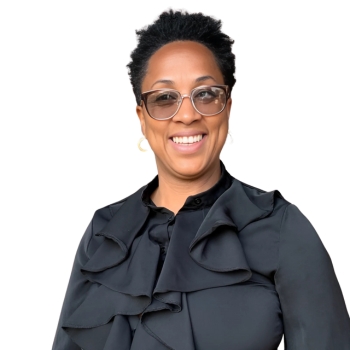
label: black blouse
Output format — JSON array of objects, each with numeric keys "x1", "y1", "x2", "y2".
[
  {"x1": 52, "y1": 162, "x2": 350, "y2": 350},
  {"x1": 141, "y1": 161, "x2": 232, "y2": 277}
]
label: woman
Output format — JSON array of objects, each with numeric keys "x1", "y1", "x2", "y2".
[{"x1": 52, "y1": 10, "x2": 350, "y2": 350}]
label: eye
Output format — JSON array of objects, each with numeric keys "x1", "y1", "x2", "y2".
[
  {"x1": 193, "y1": 88, "x2": 218, "y2": 102},
  {"x1": 147, "y1": 91, "x2": 179, "y2": 106},
  {"x1": 155, "y1": 92, "x2": 177, "y2": 102}
]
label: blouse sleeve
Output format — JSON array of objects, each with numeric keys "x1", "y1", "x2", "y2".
[
  {"x1": 51, "y1": 218, "x2": 94, "y2": 350},
  {"x1": 274, "y1": 204, "x2": 350, "y2": 349}
]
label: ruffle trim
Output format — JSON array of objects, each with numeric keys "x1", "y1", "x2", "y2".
[{"x1": 62, "y1": 178, "x2": 283, "y2": 350}]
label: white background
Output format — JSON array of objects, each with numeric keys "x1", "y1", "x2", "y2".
[{"x1": 1, "y1": 1, "x2": 349, "y2": 349}]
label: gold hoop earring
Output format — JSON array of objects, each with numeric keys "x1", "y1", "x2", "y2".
[
  {"x1": 138, "y1": 137, "x2": 147, "y2": 152},
  {"x1": 227, "y1": 131, "x2": 233, "y2": 144}
]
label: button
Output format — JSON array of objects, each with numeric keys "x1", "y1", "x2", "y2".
[{"x1": 194, "y1": 198, "x2": 202, "y2": 205}]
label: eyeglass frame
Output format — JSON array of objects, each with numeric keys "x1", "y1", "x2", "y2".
[{"x1": 140, "y1": 84, "x2": 231, "y2": 120}]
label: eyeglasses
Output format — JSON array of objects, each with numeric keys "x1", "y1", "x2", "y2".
[{"x1": 140, "y1": 84, "x2": 230, "y2": 120}]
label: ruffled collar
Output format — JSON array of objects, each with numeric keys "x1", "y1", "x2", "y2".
[
  {"x1": 62, "y1": 163, "x2": 284, "y2": 350},
  {"x1": 141, "y1": 161, "x2": 233, "y2": 211}
]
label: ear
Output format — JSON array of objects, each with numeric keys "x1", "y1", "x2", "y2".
[
  {"x1": 226, "y1": 97, "x2": 232, "y2": 121},
  {"x1": 136, "y1": 104, "x2": 146, "y2": 136}
]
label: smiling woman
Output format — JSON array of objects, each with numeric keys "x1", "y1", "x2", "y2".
[
  {"x1": 136, "y1": 41, "x2": 232, "y2": 213},
  {"x1": 52, "y1": 9, "x2": 350, "y2": 350}
]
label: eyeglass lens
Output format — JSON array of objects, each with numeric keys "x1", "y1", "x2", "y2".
[{"x1": 144, "y1": 86, "x2": 227, "y2": 120}]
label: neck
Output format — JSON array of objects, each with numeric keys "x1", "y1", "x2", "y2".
[{"x1": 151, "y1": 160, "x2": 221, "y2": 214}]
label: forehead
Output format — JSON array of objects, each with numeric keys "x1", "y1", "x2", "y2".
[{"x1": 142, "y1": 41, "x2": 224, "y2": 90}]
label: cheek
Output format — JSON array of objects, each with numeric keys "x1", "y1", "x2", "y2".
[
  {"x1": 211, "y1": 116, "x2": 229, "y2": 145},
  {"x1": 143, "y1": 120, "x2": 168, "y2": 147}
]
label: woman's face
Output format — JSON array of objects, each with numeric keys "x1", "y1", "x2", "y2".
[{"x1": 136, "y1": 41, "x2": 232, "y2": 179}]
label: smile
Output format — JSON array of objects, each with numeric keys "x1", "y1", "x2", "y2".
[{"x1": 171, "y1": 134, "x2": 204, "y2": 144}]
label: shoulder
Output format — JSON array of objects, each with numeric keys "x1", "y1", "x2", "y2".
[
  {"x1": 233, "y1": 176, "x2": 291, "y2": 219},
  {"x1": 236, "y1": 178, "x2": 326, "y2": 252},
  {"x1": 89, "y1": 184, "x2": 147, "y2": 235}
]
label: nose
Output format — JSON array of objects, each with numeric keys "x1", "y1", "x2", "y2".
[{"x1": 172, "y1": 95, "x2": 201, "y2": 124}]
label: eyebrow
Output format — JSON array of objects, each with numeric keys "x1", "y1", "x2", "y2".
[
  {"x1": 195, "y1": 75, "x2": 217, "y2": 83},
  {"x1": 151, "y1": 79, "x2": 174, "y2": 88},
  {"x1": 150, "y1": 75, "x2": 218, "y2": 89}
]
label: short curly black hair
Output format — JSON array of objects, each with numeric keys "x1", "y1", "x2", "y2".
[{"x1": 127, "y1": 10, "x2": 236, "y2": 105}]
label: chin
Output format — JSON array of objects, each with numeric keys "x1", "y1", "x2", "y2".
[{"x1": 168, "y1": 157, "x2": 214, "y2": 179}]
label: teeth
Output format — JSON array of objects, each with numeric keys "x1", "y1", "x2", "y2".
[{"x1": 172, "y1": 134, "x2": 203, "y2": 144}]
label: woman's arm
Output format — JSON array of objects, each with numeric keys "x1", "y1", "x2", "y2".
[
  {"x1": 51, "y1": 218, "x2": 94, "y2": 350},
  {"x1": 275, "y1": 204, "x2": 350, "y2": 349}
]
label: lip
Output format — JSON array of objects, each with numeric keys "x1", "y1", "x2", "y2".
[
  {"x1": 169, "y1": 130, "x2": 207, "y2": 138},
  {"x1": 168, "y1": 134, "x2": 207, "y2": 154}
]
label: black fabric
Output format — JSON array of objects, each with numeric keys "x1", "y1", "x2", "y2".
[
  {"x1": 52, "y1": 162, "x2": 350, "y2": 350},
  {"x1": 141, "y1": 161, "x2": 232, "y2": 281}
]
